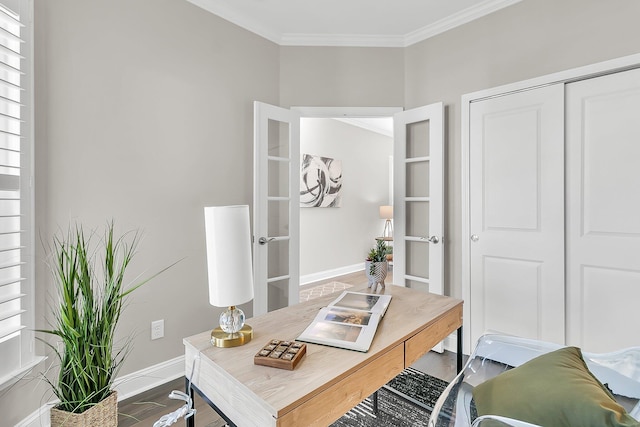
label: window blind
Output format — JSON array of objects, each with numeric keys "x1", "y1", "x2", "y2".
[{"x1": 0, "y1": 2, "x2": 25, "y2": 381}]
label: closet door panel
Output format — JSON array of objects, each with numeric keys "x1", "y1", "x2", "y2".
[
  {"x1": 482, "y1": 256, "x2": 542, "y2": 339},
  {"x1": 566, "y1": 68, "x2": 640, "y2": 351},
  {"x1": 483, "y1": 109, "x2": 540, "y2": 230},
  {"x1": 580, "y1": 266, "x2": 640, "y2": 352},
  {"x1": 469, "y1": 84, "x2": 565, "y2": 346}
]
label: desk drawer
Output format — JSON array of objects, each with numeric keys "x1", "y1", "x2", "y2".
[
  {"x1": 405, "y1": 303, "x2": 462, "y2": 366},
  {"x1": 278, "y1": 343, "x2": 404, "y2": 427}
]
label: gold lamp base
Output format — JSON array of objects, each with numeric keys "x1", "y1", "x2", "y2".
[{"x1": 210, "y1": 324, "x2": 253, "y2": 348}]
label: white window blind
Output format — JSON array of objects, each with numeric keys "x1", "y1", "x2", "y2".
[{"x1": 0, "y1": 1, "x2": 31, "y2": 386}]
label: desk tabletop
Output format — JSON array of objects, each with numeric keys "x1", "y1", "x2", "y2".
[{"x1": 183, "y1": 284, "x2": 462, "y2": 422}]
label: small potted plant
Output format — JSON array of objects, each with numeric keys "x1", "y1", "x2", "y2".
[
  {"x1": 38, "y1": 222, "x2": 172, "y2": 427},
  {"x1": 366, "y1": 239, "x2": 388, "y2": 291}
]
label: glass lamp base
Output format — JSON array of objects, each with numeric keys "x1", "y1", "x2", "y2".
[
  {"x1": 220, "y1": 305, "x2": 246, "y2": 332},
  {"x1": 211, "y1": 305, "x2": 252, "y2": 347}
]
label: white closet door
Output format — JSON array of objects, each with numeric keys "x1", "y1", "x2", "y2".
[
  {"x1": 469, "y1": 84, "x2": 565, "y2": 346},
  {"x1": 566, "y1": 68, "x2": 640, "y2": 352}
]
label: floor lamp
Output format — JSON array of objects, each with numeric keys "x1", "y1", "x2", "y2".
[{"x1": 379, "y1": 205, "x2": 393, "y2": 238}]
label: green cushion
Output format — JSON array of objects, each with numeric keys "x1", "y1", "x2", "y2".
[{"x1": 472, "y1": 346, "x2": 640, "y2": 427}]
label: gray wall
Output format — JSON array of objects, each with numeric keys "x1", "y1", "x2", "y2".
[
  {"x1": 300, "y1": 119, "x2": 393, "y2": 279},
  {"x1": 35, "y1": 0, "x2": 280, "y2": 368},
  {"x1": 5, "y1": 0, "x2": 640, "y2": 424},
  {"x1": 279, "y1": 46, "x2": 405, "y2": 108},
  {"x1": 404, "y1": 0, "x2": 640, "y2": 300},
  {"x1": 3, "y1": 0, "x2": 280, "y2": 424}
]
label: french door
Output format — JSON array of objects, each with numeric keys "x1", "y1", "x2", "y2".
[
  {"x1": 253, "y1": 102, "x2": 447, "y2": 325},
  {"x1": 393, "y1": 103, "x2": 445, "y2": 351},
  {"x1": 393, "y1": 103, "x2": 444, "y2": 295},
  {"x1": 253, "y1": 101, "x2": 300, "y2": 316}
]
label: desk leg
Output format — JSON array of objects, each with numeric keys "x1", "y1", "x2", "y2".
[
  {"x1": 373, "y1": 328, "x2": 464, "y2": 417},
  {"x1": 456, "y1": 325, "x2": 463, "y2": 373},
  {"x1": 186, "y1": 377, "x2": 238, "y2": 427},
  {"x1": 186, "y1": 378, "x2": 195, "y2": 427}
]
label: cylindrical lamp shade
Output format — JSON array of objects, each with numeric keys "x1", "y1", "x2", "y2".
[
  {"x1": 379, "y1": 205, "x2": 393, "y2": 220},
  {"x1": 204, "y1": 205, "x2": 254, "y2": 308}
]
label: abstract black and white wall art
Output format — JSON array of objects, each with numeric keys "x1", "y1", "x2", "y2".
[{"x1": 300, "y1": 154, "x2": 343, "y2": 207}]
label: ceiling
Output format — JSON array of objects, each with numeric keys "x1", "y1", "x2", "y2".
[
  {"x1": 336, "y1": 118, "x2": 393, "y2": 138},
  {"x1": 186, "y1": 0, "x2": 523, "y2": 47}
]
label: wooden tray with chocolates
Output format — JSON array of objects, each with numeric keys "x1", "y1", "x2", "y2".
[{"x1": 254, "y1": 339, "x2": 307, "y2": 370}]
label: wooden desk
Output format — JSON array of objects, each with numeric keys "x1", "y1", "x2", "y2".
[{"x1": 183, "y1": 285, "x2": 462, "y2": 427}]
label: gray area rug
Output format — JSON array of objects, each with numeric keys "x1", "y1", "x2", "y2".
[{"x1": 331, "y1": 367, "x2": 449, "y2": 427}]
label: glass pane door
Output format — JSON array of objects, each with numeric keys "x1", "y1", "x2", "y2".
[{"x1": 253, "y1": 102, "x2": 300, "y2": 315}]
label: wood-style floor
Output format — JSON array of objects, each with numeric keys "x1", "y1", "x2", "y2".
[{"x1": 118, "y1": 270, "x2": 461, "y2": 427}]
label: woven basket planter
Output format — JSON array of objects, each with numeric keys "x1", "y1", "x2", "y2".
[{"x1": 50, "y1": 391, "x2": 117, "y2": 427}]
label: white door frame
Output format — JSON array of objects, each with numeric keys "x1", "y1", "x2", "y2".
[
  {"x1": 293, "y1": 107, "x2": 402, "y2": 118},
  {"x1": 461, "y1": 52, "x2": 640, "y2": 353}
]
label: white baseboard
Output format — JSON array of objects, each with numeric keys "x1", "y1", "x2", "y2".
[
  {"x1": 18, "y1": 356, "x2": 185, "y2": 427},
  {"x1": 113, "y1": 355, "x2": 184, "y2": 401},
  {"x1": 300, "y1": 263, "x2": 364, "y2": 285}
]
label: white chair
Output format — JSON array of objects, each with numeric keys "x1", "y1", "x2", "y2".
[{"x1": 428, "y1": 334, "x2": 640, "y2": 427}]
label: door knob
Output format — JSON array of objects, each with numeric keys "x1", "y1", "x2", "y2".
[
  {"x1": 427, "y1": 236, "x2": 439, "y2": 244},
  {"x1": 258, "y1": 237, "x2": 275, "y2": 245},
  {"x1": 470, "y1": 234, "x2": 479, "y2": 242}
]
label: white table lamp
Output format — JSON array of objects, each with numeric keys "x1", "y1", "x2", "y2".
[
  {"x1": 204, "y1": 205, "x2": 254, "y2": 347},
  {"x1": 379, "y1": 205, "x2": 393, "y2": 238}
]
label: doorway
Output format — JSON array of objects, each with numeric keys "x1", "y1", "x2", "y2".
[
  {"x1": 293, "y1": 107, "x2": 401, "y2": 287},
  {"x1": 299, "y1": 116, "x2": 394, "y2": 285}
]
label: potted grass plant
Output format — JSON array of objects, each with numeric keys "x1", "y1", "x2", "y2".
[
  {"x1": 39, "y1": 222, "x2": 170, "y2": 426},
  {"x1": 365, "y1": 239, "x2": 389, "y2": 291}
]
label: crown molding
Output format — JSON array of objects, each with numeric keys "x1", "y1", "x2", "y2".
[
  {"x1": 280, "y1": 33, "x2": 406, "y2": 48},
  {"x1": 186, "y1": 0, "x2": 282, "y2": 44},
  {"x1": 404, "y1": 0, "x2": 523, "y2": 46},
  {"x1": 187, "y1": 0, "x2": 523, "y2": 48}
]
